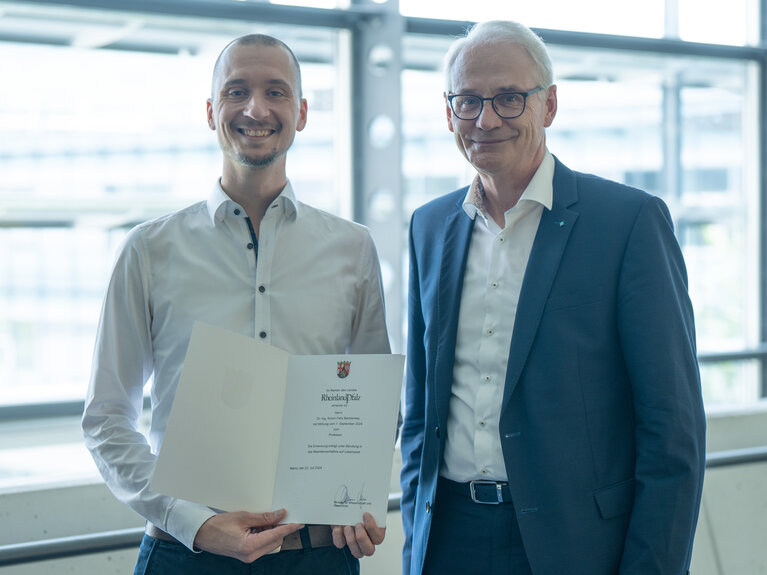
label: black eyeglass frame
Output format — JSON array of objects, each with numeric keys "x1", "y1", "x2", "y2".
[{"x1": 447, "y1": 86, "x2": 545, "y2": 120}]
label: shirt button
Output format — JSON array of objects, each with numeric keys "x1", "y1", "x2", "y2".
[
  {"x1": 258, "y1": 285, "x2": 266, "y2": 293},
  {"x1": 484, "y1": 375, "x2": 492, "y2": 382},
  {"x1": 499, "y1": 237, "x2": 505, "y2": 243},
  {"x1": 481, "y1": 468, "x2": 489, "y2": 476},
  {"x1": 487, "y1": 328, "x2": 494, "y2": 336},
  {"x1": 234, "y1": 208, "x2": 241, "y2": 215},
  {"x1": 490, "y1": 282, "x2": 499, "y2": 289},
  {"x1": 259, "y1": 331, "x2": 267, "y2": 339},
  {"x1": 479, "y1": 420, "x2": 486, "y2": 427},
  {"x1": 247, "y1": 243, "x2": 254, "y2": 250}
]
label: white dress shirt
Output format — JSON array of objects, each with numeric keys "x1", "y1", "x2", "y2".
[
  {"x1": 82, "y1": 180, "x2": 391, "y2": 550},
  {"x1": 440, "y1": 151, "x2": 554, "y2": 483}
]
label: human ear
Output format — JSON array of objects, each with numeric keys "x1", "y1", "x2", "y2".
[
  {"x1": 543, "y1": 85, "x2": 557, "y2": 128},
  {"x1": 206, "y1": 99, "x2": 216, "y2": 131},
  {"x1": 444, "y1": 93, "x2": 455, "y2": 133},
  {"x1": 296, "y1": 98, "x2": 308, "y2": 132}
]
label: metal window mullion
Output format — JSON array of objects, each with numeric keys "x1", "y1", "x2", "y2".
[
  {"x1": 760, "y1": 0, "x2": 767, "y2": 396},
  {"x1": 350, "y1": 0, "x2": 404, "y2": 353},
  {"x1": 662, "y1": 75, "x2": 682, "y2": 206}
]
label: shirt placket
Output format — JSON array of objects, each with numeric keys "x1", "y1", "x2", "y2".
[
  {"x1": 252, "y1": 203, "x2": 280, "y2": 344},
  {"x1": 474, "y1": 229, "x2": 508, "y2": 479}
]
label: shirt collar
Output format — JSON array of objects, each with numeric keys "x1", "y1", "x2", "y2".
[
  {"x1": 206, "y1": 179, "x2": 300, "y2": 224},
  {"x1": 462, "y1": 149, "x2": 555, "y2": 221}
]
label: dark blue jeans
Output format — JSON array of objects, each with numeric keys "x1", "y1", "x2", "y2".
[{"x1": 134, "y1": 535, "x2": 360, "y2": 575}]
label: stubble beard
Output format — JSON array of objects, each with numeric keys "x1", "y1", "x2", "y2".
[
  {"x1": 234, "y1": 149, "x2": 280, "y2": 169},
  {"x1": 226, "y1": 128, "x2": 294, "y2": 171}
]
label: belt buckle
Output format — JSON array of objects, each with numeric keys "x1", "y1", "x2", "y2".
[{"x1": 469, "y1": 480, "x2": 504, "y2": 504}]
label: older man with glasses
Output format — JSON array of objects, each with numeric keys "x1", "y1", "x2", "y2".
[{"x1": 400, "y1": 20, "x2": 706, "y2": 575}]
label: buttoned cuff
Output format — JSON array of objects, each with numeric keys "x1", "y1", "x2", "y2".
[{"x1": 163, "y1": 499, "x2": 217, "y2": 552}]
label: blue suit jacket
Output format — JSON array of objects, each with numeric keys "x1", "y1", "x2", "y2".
[{"x1": 400, "y1": 157, "x2": 706, "y2": 575}]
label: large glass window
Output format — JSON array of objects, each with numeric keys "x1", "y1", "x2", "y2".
[
  {"x1": 678, "y1": 0, "x2": 758, "y2": 45},
  {"x1": 0, "y1": 22, "x2": 344, "y2": 408},
  {"x1": 400, "y1": 0, "x2": 756, "y2": 46},
  {"x1": 549, "y1": 49, "x2": 760, "y2": 404},
  {"x1": 400, "y1": 0, "x2": 665, "y2": 38}
]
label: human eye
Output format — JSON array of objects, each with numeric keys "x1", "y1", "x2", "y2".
[
  {"x1": 266, "y1": 84, "x2": 292, "y2": 99},
  {"x1": 497, "y1": 92, "x2": 524, "y2": 106},
  {"x1": 453, "y1": 94, "x2": 480, "y2": 111},
  {"x1": 225, "y1": 87, "x2": 247, "y2": 98}
]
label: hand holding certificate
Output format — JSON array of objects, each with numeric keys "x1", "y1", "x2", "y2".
[{"x1": 151, "y1": 322, "x2": 404, "y2": 527}]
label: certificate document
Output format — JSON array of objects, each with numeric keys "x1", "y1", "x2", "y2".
[{"x1": 150, "y1": 322, "x2": 404, "y2": 526}]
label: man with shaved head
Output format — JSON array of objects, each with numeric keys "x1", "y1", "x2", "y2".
[{"x1": 83, "y1": 34, "x2": 390, "y2": 575}]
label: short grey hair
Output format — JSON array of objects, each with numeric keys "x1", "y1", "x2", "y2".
[{"x1": 443, "y1": 20, "x2": 553, "y2": 93}]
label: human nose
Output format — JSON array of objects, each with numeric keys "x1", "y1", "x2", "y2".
[
  {"x1": 475, "y1": 99, "x2": 503, "y2": 130},
  {"x1": 242, "y1": 94, "x2": 269, "y2": 120}
]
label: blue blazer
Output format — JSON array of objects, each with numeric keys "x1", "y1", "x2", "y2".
[{"x1": 400, "y1": 157, "x2": 706, "y2": 575}]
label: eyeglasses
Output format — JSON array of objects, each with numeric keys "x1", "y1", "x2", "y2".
[{"x1": 447, "y1": 87, "x2": 544, "y2": 120}]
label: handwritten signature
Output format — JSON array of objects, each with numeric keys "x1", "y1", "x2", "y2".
[{"x1": 333, "y1": 483, "x2": 369, "y2": 507}]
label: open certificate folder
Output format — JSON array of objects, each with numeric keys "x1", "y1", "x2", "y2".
[{"x1": 150, "y1": 322, "x2": 404, "y2": 527}]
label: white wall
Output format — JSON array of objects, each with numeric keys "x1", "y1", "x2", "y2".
[{"x1": 690, "y1": 404, "x2": 767, "y2": 575}]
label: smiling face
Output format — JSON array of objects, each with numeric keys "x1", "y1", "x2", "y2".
[
  {"x1": 206, "y1": 42, "x2": 307, "y2": 177},
  {"x1": 446, "y1": 40, "x2": 557, "y2": 183}
]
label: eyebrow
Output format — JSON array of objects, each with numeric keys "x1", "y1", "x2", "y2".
[
  {"x1": 453, "y1": 86, "x2": 527, "y2": 94},
  {"x1": 221, "y1": 78, "x2": 294, "y2": 92},
  {"x1": 221, "y1": 79, "x2": 245, "y2": 91}
]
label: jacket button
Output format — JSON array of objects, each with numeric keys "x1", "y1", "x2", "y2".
[
  {"x1": 425, "y1": 501, "x2": 431, "y2": 513},
  {"x1": 435, "y1": 426, "x2": 440, "y2": 438}
]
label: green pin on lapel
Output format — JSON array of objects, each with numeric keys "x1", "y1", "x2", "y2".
[{"x1": 558, "y1": 220, "x2": 565, "y2": 227}]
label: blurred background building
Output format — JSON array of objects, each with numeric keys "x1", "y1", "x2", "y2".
[{"x1": 0, "y1": 1, "x2": 765, "y2": 573}]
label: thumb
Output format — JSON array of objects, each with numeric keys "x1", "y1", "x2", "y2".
[{"x1": 251, "y1": 508, "x2": 287, "y2": 527}]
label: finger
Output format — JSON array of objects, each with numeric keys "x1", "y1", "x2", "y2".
[
  {"x1": 249, "y1": 508, "x2": 287, "y2": 528},
  {"x1": 354, "y1": 522, "x2": 376, "y2": 557},
  {"x1": 238, "y1": 523, "x2": 301, "y2": 563},
  {"x1": 331, "y1": 525, "x2": 346, "y2": 549},
  {"x1": 362, "y1": 512, "x2": 386, "y2": 545},
  {"x1": 344, "y1": 524, "x2": 363, "y2": 559},
  {"x1": 249, "y1": 523, "x2": 302, "y2": 553}
]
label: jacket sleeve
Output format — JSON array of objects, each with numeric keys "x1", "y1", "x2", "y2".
[
  {"x1": 616, "y1": 195, "x2": 706, "y2": 574},
  {"x1": 400, "y1": 215, "x2": 428, "y2": 575}
]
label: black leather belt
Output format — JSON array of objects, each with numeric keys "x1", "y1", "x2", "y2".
[
  {"x1": 281, "y1": 525, "x2": 334, "y2": 550},
  {"x1": 145, "y1": 523, "x2": 333, "y2": 551},
  {"x1": 440, "y1": 476, "x2": 513, "y2": 505},
  {"x1": 145, "y1": 523, "x2": 180, "y2": 543}
]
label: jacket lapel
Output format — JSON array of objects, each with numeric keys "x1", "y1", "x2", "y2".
[
  {"x1": 434, "y1": 203, "x2": 474, "y2": 422},
  {"x1": 502, "y1": 159, "x2": 579, "y2": 409}
]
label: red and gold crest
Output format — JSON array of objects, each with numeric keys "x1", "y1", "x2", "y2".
[{"x1": 337, "y1": 361, "x2": 351, "y2": 379}]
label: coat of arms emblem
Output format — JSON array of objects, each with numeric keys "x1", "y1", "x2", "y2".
[{"x1": 337, "y1": 361, "x2": 351, "y2": 379}]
